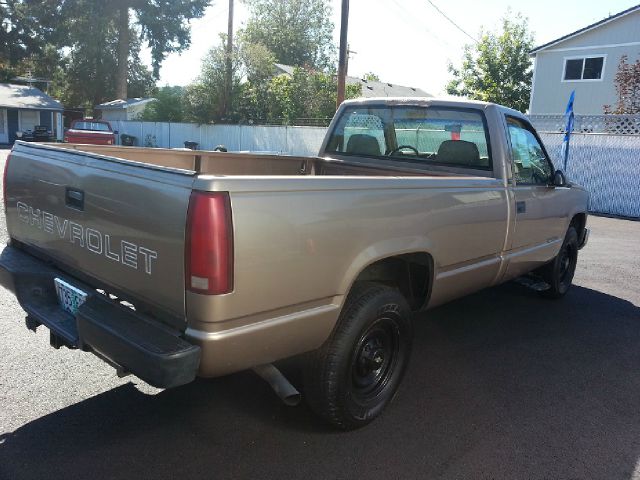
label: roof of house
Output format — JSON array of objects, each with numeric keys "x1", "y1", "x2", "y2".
[
  {"x1": 530, "y1": 4, "x2": 640, "y2": 54},
  {"x1": 0, "y1": 83, "x2": 63, "y2": 110},
  {"x1": 348, "y1": 77, "x2": 431, "y2": 98},
  {"x1": 95, "y1": 97, "x2": 156, "y2": 110},
  {"x1": 273, "y1": 63, "x2": 430, "y2": 98},
  {"x1": 274, "y1": 63, "x2": 296, "y2": 76}
]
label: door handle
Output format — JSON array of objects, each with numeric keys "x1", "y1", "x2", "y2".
[
  {"x1": 65, "y1": 188, "x2": 84, "y2": 211},
  {"x1": 516, "y1": 201, "x2": 526, "y2": 214}
]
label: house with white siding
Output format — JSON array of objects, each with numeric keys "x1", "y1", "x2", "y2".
[{"x1": 529, "y1": 4, "x2": 640, "y2": 115}]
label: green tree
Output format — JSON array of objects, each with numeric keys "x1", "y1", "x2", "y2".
[
  {"x1": 0, "y1": 1, "x2": 57, "y2": 80},
  {"x1": 258, "y1": 67, "x2": 360, "y2": 125},
  {"x1": 363, "y1": 72, "x2": 380, "y2": 82},
  {"x1": 41, "y1": 0, "x2": 207, "y2": 100},
  {"x1": 447, "y1": 13, "x2": 534, "y2": 112},
  {"x1": 139, "y1": 86, "x2": 186, "y2": 122},
  {"x1": 188, "y1": 46, "x2": 360, "y2": 125},
  {"x1": 236, "y1": 42, "x2": 277, "y2": 122},
  {"x1": 111, "y1": 0, "x2": 209, "y2": 98},
  {"x1": 183, "y1": 35, "x2": 243, "y2": 123},
  {"x1": 240, "y1": 0, "x2": 335, "y2": 70},
  {"x1": 184, "y1": 0, "x2": 362, "y2": 125},
  {"x1": 54, "y1": 1, "x2": 120, "y2": 107},
  {"x1": 241, "y1": 41, "x2": 277, "y2": 84},
  {"x1": 9, "y1": 44, "x2": 65, "y2": 93},
  {"x1": 54, "y1": 22, "x2": 156, "y2": 108}
]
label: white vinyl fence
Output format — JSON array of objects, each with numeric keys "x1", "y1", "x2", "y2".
[
  {"x1": 110, "y1": 121, "x2": 326, "y2": 156},
  {"x1": 111, "y1": 120, "x2": 640, "y2": 218}
]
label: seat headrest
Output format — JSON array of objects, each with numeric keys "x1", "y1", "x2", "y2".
[
  {"x1": 437, "y1": 140, "x2": 481, "y2": 166},
  {"x1": 346, "y1": 134, "x2": 381, "y2": 157}
]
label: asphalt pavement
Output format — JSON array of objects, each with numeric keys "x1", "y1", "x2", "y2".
[{"x1": 0, "y1": 150, "x2": 639, "y2": 480}]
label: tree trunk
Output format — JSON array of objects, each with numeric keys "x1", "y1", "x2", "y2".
[{"x1": 116, "y1": 5, "x2": 130, "y2": 100}]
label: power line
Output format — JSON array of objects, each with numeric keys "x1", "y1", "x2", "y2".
[
  {"x1": 424, "y1": 0, "x2": 478, "y2": 44},
  {"x1": 388, "y1": 0, "x2": 453, "y2": 49}
]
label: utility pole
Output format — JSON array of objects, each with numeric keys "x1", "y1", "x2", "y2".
[
  {"x1": 116, "y1": 5, "x2": 130, "y2": 100},
  {"x1": 224, "y1": 0, "x2": 234, "y2": 120},
  {"x1": 336, "y1": 0, "x2": 349, "y2": 108}
]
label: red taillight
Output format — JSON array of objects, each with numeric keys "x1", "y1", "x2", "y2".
[
  {"x1": 3, "y1": 153, "x2": 11, "y2": 213},
  {"x1": 185, "y1": 191, "x2": 234, "y2": 295}
]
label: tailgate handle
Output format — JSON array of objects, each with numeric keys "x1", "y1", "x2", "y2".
[{"x1": 65, "y1": 188, "x2": 84, "y2": 211}]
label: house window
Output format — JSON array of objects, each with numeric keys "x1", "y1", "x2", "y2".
[{"x1": 563, "y1": 56, "x2": 605, "y2": 81}]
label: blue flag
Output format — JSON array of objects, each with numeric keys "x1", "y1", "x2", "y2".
[{"x1": 561, "y1": 90, "x2": 575, "y2": 171}]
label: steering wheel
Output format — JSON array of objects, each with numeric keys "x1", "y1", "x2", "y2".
[
  {"x1": 389, "y1": 145, "x2": 419, "y2": 156},
  {"x1": 530, "y1": 160, "x2": 550, "y2": 183}
]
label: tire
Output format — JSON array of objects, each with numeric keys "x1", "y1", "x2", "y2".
[
  {"x1": 538, "y1": 226, "x2": 579, "y2": 299},
  {"x1": 304, "y1": 282, "x2": 413, "y2": 430}
]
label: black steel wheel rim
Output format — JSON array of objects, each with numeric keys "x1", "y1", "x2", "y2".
[
  {"x1": 559, "y1": 242, "x2": 577, "y2": 286},
  {"x1": 350, "y1": 317, "x2": 401, "y2": 401}
]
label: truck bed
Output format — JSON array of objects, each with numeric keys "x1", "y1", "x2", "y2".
[
  {"x1": 54, "y1": 143, "x2": 453, "y2": 177},
  {"x1": 5, "y1": 141, "x2": 491, "y2": 334}
]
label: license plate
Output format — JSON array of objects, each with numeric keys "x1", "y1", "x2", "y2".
[{"x1": 54, "y1": 278, "x2": 87, "y2": 315}]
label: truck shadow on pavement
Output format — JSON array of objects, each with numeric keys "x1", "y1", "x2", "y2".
[{"x1": 2, "y1": 282, "x2": 640, "y2": 480}]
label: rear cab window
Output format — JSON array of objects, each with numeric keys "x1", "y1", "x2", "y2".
[
  {"x1": 325, "y1": 104, "x2": 493, "y2": 175},
  {"x1": 72, "y1": 121, "x2": 112, "y2": 132}
]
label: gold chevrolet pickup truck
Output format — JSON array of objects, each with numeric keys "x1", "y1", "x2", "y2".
[{"x1": 1, "y1": 98, "x2": 589, "y2": 429}]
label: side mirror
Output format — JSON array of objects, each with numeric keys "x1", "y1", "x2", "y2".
[
  {"x1": 113, "y1": 130, "x2": 119, "y2": 135},
  {"x1": 553, "y1": 169, "x2": 567, "y2": 187}
]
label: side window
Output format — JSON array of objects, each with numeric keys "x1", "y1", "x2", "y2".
[{"x1": 506, "y1": 117, "x2": 553, "y2": 185}]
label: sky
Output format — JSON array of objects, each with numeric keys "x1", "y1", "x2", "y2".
[{"x1": 147, "y1": 0, "x2": 639, "y2": 96}]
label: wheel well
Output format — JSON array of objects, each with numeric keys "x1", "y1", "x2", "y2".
[
  {"x1": 570, "y1": 213, "x2": 587, "y2": 239},
  {"x1": 352, "y1": 253, "x2": 433, "y2": 311}
]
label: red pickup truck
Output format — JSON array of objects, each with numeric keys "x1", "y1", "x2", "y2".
[{"x1": 64, "y1": 119, "x2": 117, "y2": 145}]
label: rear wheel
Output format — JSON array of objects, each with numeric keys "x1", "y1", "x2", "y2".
[
  {"x1": 304, "y1": 283, "x2": 413, "y2": 430},
  {"x1": 539, "y1": 226, "x2": 579, "y2": 299}
]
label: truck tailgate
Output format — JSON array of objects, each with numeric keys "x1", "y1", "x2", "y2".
[{"x1": 4, "y1": 142, "x2": 194, "y2": 328}]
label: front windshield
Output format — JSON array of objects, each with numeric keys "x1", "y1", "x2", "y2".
[{"x1": 325, "y1": 105, "x2": 491, "y2": 170}]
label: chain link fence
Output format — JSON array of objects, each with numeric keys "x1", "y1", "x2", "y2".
[
  {"x1": 539, "y1": 132, "x2": 640, "y2": 218},
  {"x1": 531, "y1": 115, "x2": 640, "y2": 218}
]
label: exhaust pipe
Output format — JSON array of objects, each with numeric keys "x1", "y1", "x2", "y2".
[{"x1": 252, "y1": 364, "x2": 301, "y2": 406}]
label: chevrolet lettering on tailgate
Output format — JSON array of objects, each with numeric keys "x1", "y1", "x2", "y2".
[{"x1": 16, "y1": 201, "x2": 158, "y2": 275}]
